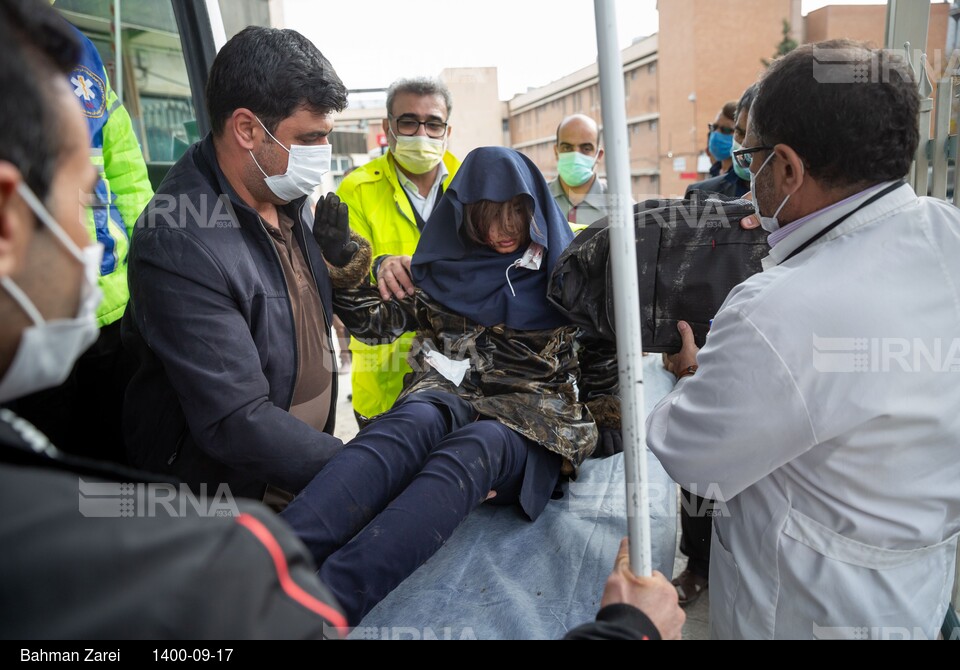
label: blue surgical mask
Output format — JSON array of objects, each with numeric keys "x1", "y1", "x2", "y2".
[
  {"x1": 731, "y1": 140, "x2": 751, "y2": 181},
  {"x1": 709, "y1": 131, "x2": 734, "y2": 162}
]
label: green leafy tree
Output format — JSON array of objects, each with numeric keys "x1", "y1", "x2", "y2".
[{"x1": 763, "y1": 20, "x2": 799, "y2": 67}]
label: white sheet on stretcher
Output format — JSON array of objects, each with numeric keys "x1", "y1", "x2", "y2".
[{"x1": 351, "y1": 357, "x2": 679, "y2": 640}]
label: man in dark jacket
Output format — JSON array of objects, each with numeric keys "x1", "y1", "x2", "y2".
[
  {"x1": 0, "y1": 0, "x2": 345, "y2": 638},
  {"x1": 685, "y1": 90, "x2": 756, "y2": 200},
  {"x1": 123, "y1": 27, "x2": 371, "y2": 503}
]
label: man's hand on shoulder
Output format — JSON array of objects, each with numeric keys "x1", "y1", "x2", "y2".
[{"x1": 375, "y1": 256, "x2": 415, "y2": 301}]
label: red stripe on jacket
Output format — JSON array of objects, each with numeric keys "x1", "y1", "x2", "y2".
[{"x1": 235, "y1": 513, "x2": 348, "y2": 637}]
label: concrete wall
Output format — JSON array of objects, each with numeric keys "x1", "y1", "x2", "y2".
[
  {"x1": 805, "y1": 3, "x2": 951, "y2": 72},
  {"x1": 218, "y1": 0, "x2": 277, "y2": 38},
  {"x1": 335, "y1": 68, "x2": 504, "y2": 166},
  {"x1": 657, "y1": 0, "x2": 797, "y2": 197},
  {"x1": 507, "y1": 36, "x2": 659, "y2": 196},
  {"x1": 440, "y1": 67, "x2": 505, "y2": 157}
]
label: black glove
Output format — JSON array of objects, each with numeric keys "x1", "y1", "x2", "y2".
[
  {"x1": 594, "y1": 427, "x2": 623, "y2": 458},
  {"x1": 314, "y1": 193, "x2": 359, "y2": 267}
]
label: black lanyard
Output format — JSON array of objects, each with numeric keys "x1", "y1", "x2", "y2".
[
  {"x1": 783, "y1": 181, "x2": 905, "y2": 263},
  {"x1": 403, "y1": 182, "x2": 445, "y2": 232}
]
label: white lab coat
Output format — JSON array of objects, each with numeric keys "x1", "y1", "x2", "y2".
[{"x1": 647, "y1": 183, "x2": 960, "y2": 640}]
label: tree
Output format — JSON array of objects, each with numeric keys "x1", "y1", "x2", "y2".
[{"x1": 763, "y1": 20, "x2": 799, "y2": 67}]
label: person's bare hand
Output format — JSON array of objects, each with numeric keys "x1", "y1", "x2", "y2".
[
  {"x1": 740, "y1": 191, "x2": 761, "y2": 229},
  {"x1": 661, "y1": 321, "x2": 700, "y2": 379},
  {"x1": 376, "y1": 256, "x2": 414, "y2": 301},
  {"x1": 601, "y1": 538, "x2": 685, "y2": 640}
]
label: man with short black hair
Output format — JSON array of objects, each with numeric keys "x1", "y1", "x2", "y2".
[
  {"x1": 123, "y1": 27, "x2": 371, "y2": 504},
  {"x1": 549, "y1": 114, "x2": 607, "y2": 227},
  {"x1": 650, "y1": 40, "x2": 960, "y2": 639},
  {"x1": 5, "y1": 16, "x2": 153, "y2": 466},
  {"x1": 0, "y1": 0, "x2": 345, "y2": 638},
  {"x1": 338, "y1": 77, "x2": 460, "y2": 426}
]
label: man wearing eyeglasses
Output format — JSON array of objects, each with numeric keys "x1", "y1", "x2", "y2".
[
  {"x1": 685, "y1": 93, "x2": 754, "y2": 201},
  {"x1": 702, "y1": 102, "x2": 738, "y2": 180},
  {"x1": 651, "y1": 41, "x2": 960, "y2": 639},
  {"x1": 337, "y1": 78, "x2": 460, "y2": 427}
]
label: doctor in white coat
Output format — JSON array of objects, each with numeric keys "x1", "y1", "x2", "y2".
[{"x1": 648, "y1": 40, "x2": 960, "y2": 640}]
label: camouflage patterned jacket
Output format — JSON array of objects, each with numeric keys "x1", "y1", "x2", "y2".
[{"x1": 335, "y1": 285, "x2": 619, "y2": 468}]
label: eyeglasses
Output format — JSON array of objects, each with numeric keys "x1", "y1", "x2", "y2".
[
  {"x1": 708, "y1": 123, "x2": 736, "y2": 136},
  {"x1": 391, "y1": 116, "x2": 449, "y2": 139},
  {"x1": 732, "y1": 145, "x2": 773, "y2": 170}
]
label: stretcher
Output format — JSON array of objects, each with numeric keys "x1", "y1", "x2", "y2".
[{"x1": 351, "y1": 357, "x2": 679, "y2": 640}]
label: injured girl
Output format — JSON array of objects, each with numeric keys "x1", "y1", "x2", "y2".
[{"x1": 280, "y1": 147, "x2": 620, "y2": 625}]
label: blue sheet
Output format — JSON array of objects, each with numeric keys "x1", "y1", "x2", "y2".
[{"x1": 351, "y1": 357, "x2": 679, "y2": 640}]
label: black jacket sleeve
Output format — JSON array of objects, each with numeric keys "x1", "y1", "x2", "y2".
[
  {"x1": 578, "y1": 335, "x2": 622, "y2": 455},
  {"x1": 564, "y1": 604, "x2": 662, "y2": 640},
  {"x1": 332, "y1": 283, "x2": 419, "y2": 345},
  {"x1": 0, "y1": 457, "x2": 346, "y2": 639}
]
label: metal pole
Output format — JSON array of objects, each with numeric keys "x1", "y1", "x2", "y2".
[{"x1": 593, "y1": 0, "x2": 652, "y2": 577}]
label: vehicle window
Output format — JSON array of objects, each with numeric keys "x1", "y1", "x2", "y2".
[{"x1": 56, "y1": 0, "x2": 201, "y2": 184}]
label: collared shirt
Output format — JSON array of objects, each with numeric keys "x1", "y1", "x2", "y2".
[
  {"x1": 265, "y1": 211, "x2": 334, "y2": 433},
  {"x1": 394, "y1": 155, "x2": 449, "y2": 223},
  {"x1": 549, "y1": 176, "x2": 609, "y2": 227},
  {"x1": 763, "y1": 181, "x2": 899, "y2": 270},
  {"x1": 768, "y1": 181, "x2": 893, "y2": 248}
]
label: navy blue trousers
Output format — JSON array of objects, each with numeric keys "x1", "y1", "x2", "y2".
[{"x1": 280, "y1": 395, "x2": 533, "y2": 625}]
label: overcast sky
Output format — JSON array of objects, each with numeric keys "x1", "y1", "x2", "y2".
[{"x1": 283, "y1": 0, "x2": 894, "y2": 101}]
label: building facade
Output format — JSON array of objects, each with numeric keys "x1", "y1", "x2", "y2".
[
  {"x1": 504, "y1": 0, "x2": 952, "y2": 199},
  {"x1": 506, "y1": 0, "x2": 800, "y2": 199},
  {"x1": 806, "y1": 1, "x2": 950, "y2": 66},
  {"x1": 507, "y1": 36, "x2": 660, "y2": 198},
  {"x1": 333, "y1": 67, "x2": 504, "y2": 173}
]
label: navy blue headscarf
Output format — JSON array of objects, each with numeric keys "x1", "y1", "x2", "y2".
[{"x1": 412, "y1": 147, "x2": 574, "y2": 331}]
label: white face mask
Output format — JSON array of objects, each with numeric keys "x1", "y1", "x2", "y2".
[
  {"x1": 250, "y1": 116, "x2": 332, "y2": 202},
  {"x1": 750, "y1": 152, "x2": 793, "y2": 233},
  {"x1": 389, "y1": 126, "x2": 446, "y2": 175},
  {"x1": 0, "y1": 182, "x2": 103, "y2": 403}
]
